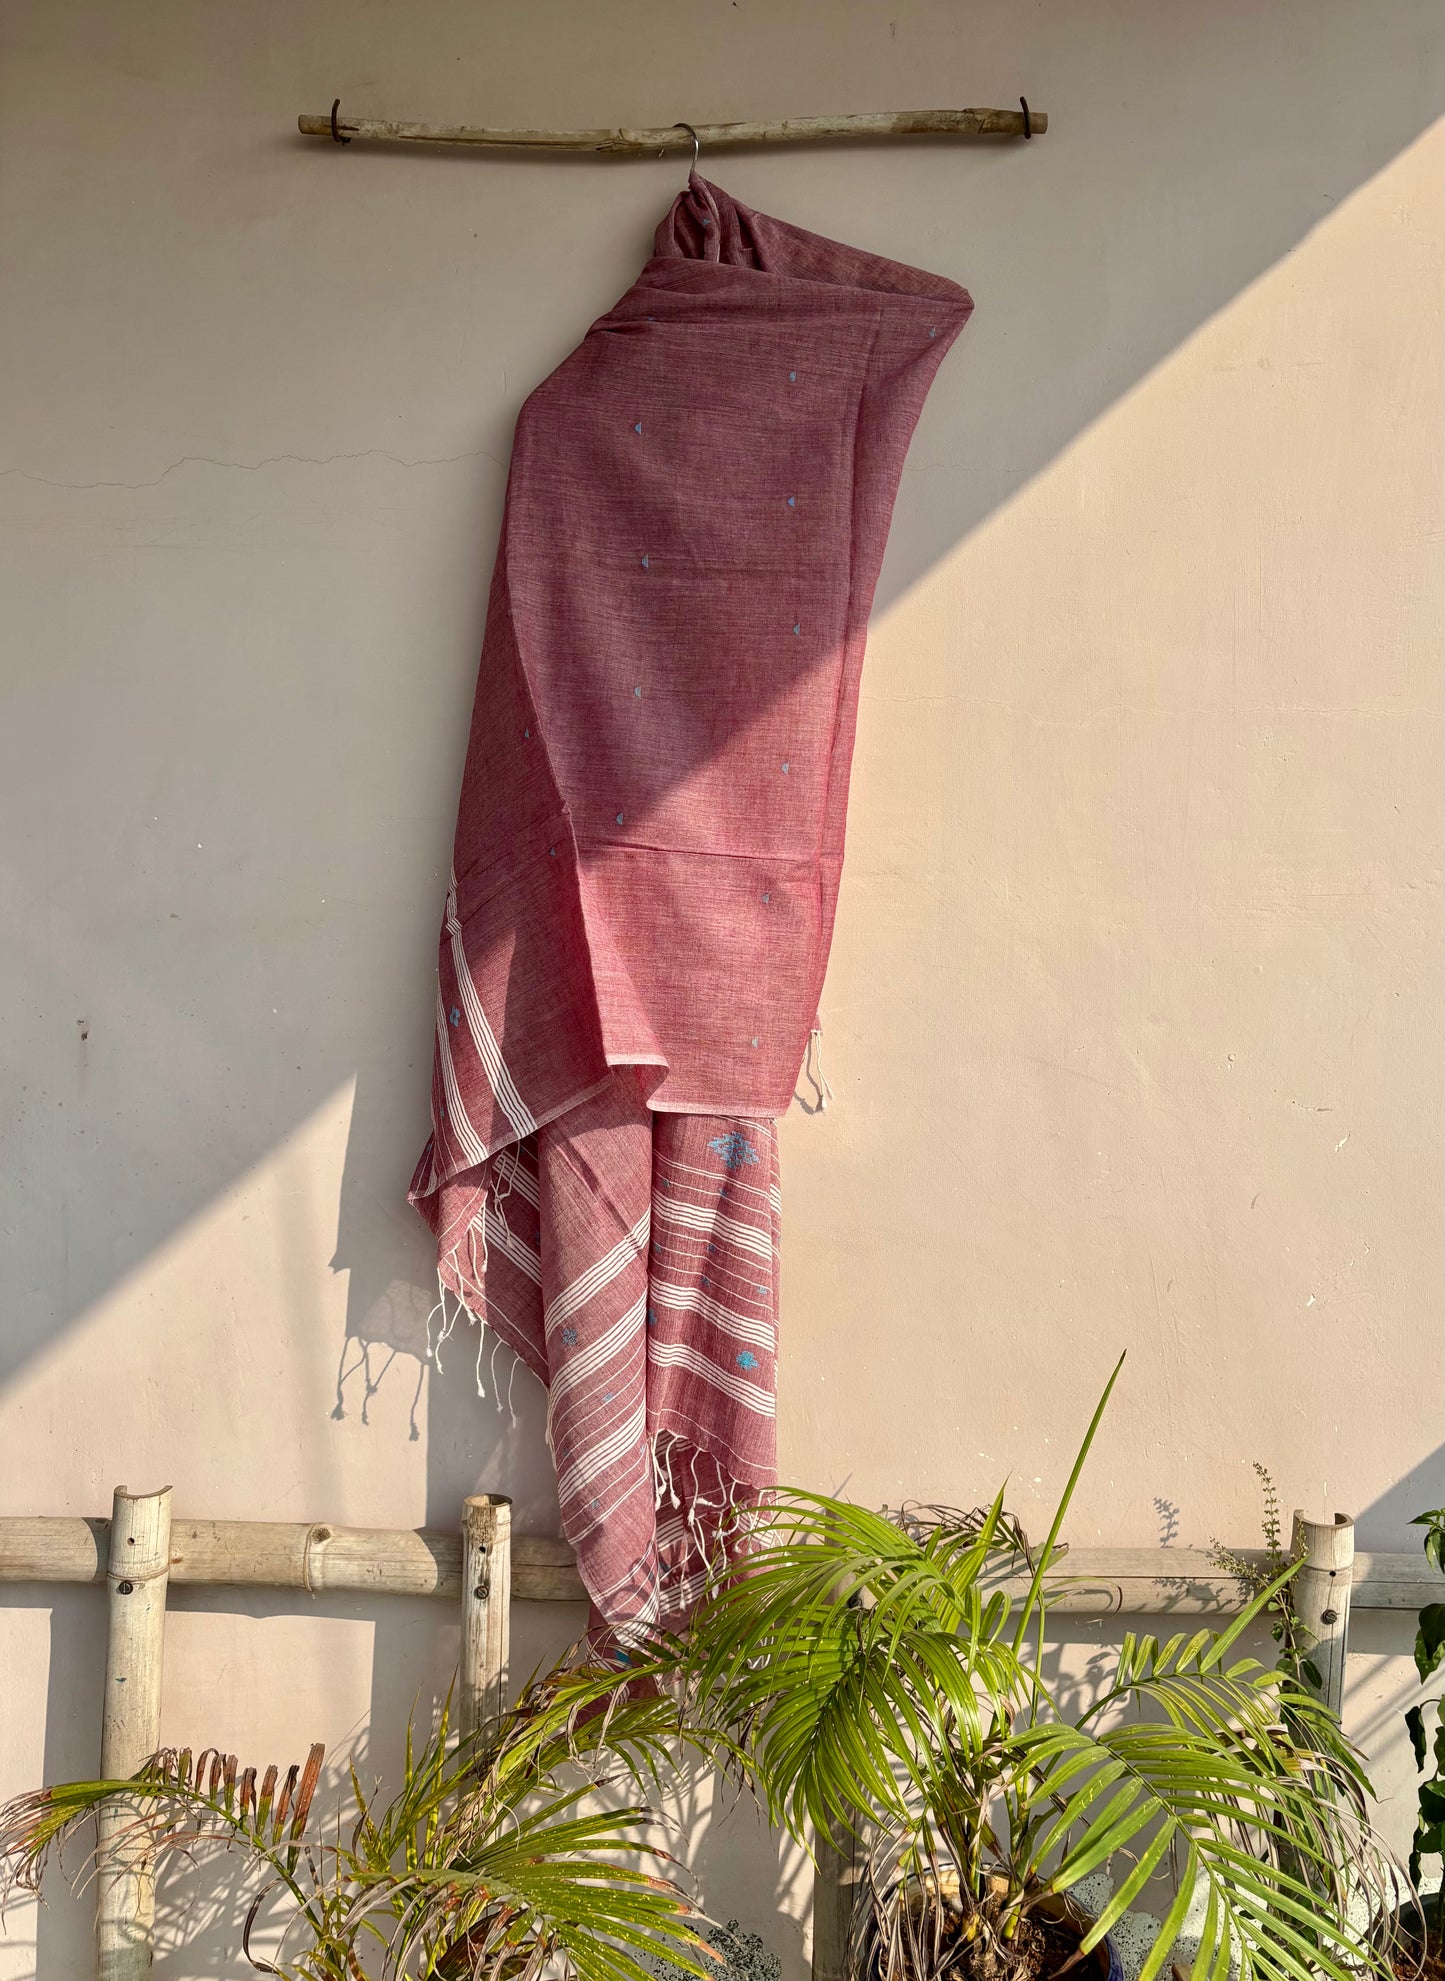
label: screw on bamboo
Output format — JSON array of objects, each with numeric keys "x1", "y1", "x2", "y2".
[
  {"x1": 296, "y1": 106, "x2": 1046, "y2": 153},
  {"x1": 96, "y1": 1486, "x2": 173, "y2": 1981},
  {"x1": 459, "y1": 1494, "x2": 512, "y2": 1741},
  {"x1": 1291, "y1": 1510, "x2": 1356, "y2": 1717}
]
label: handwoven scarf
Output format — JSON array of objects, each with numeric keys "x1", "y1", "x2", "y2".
[{"x1": 411, "y1": 174, "x2": 971, "y2": 1638}]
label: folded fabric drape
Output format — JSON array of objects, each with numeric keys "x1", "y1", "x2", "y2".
[{"x1": 411, "y1": 173, "x2": 972, "y2": 1637}]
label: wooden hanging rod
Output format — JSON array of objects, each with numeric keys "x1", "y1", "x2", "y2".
[{"x1": 297, "y1": 105, "x2": 1047, "y2": 154}]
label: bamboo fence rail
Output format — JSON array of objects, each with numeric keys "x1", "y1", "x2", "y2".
[{"x1": 0, "y1": 1498, "x2": 1427, "y2": 1980}]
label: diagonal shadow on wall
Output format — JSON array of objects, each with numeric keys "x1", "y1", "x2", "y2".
[{"x1": 3, "y1": 0, "x2": 1441, "y2": 1418}]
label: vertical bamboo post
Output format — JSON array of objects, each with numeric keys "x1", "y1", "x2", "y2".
[
  {"x1": 1291, "y1": 1510, "x2": 1355, "y2": 1717},
  {"x1": 459, "y1": 1494, "x2": 511, "y2": 1740},
  {"x1": 812, "y1": 1549, "x2": 865, "y2": 1981},
  {"x1": 96, "y1": 1485, "x2": 173, "y2": 1981},
  {"x1": 812, "y1": 1816, "x2": 862, "y2": 1981}
]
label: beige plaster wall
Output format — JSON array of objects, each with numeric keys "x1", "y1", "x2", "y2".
[{"x1": 1, "y1": 2, "x2": 1441, "y2": 1975}]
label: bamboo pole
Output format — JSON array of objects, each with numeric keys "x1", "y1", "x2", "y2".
[
  {"x1": 1291, "y1": 1511, "x2": 1356, "y2": 1717},
  {"x1": 96, "y1": 1486, "x2": 173, "y2": 1981},
  {"x1": 459, "y1": 1495, "x2": 512, "y2": 1740},
  {"x1": 812, "y1": 1553, "x2": 866, "y2": 1981},
  {"x1": 811, "y1": 1815, "x2": 863, "y2": 1981},
  {"x1": 0, "y1": 1522, "x2": 1426, "y2": 1613},
  {"x1": 297, "y1": 106, "x2": 1046, "y2": 153},
  {"x1": 0, "y1": 1516, "x2": 582, "y2": 1601}
]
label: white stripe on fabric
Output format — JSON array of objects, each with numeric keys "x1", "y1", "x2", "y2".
[
  {"x1": 555, "y1": 1402, "x2": 648, "y2": 1504},
  {"x1": 667, "y1": 1567, "x2": 708, "y2": 1607},
  {"x1": 486, "y1": 1214, "x2": 542, "y2": 1285},
  {"x1": 607, "y1": 1586, "x2": 661, "y2": 1638},
  {"x1": 549, "y1": 1294, "x2": 647, "y2": 1404},
  {"x1": 544, "y1": 1208, "x2": 650, "y2": 1334},
  {"x1": 551, "y1": 1362, "x2": 642, "y2": 1458},
  {"x1": 445, "y1": 874, "x2": 537, "y2": 1141},
  {"x1": 652, "y1": 1196, "x2": 773, "y2": 1260},
  {"x1": 655, "y1": 1152, "x2": 774, "y2": 1205},
  {"x1": 561, "y1": 1373, "x2": 646, "y2": 1444},
  {"x1": 576, "y1": 1462, "x2": 651, "y2": 1533},
  {"x1": 435, "y1": 993, "x2": 488, "y2": 1167},
  {"x1": 648, "y1": 1236, "x2": 772, "y2": 1305},
  {"x1": 650, "y1": 1280, "x2": 775, "y2": 1347},
  {"x1": 494, "y1": 1147, "x2": 540, "y2": 1207},
  {"x1": 646, "y1": 1341, "x2": 776, "y2": 1414}
]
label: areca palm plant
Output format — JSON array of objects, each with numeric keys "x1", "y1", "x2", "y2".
[
  {"x1": 0, "y1": 1668, "x2": 720, "y2": 1981},
  {"x1": 619, "y1": 1360, "x2": 1401, "y2": 1981}
]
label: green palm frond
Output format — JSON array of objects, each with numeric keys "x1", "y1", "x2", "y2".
[
  {"x1": 356, "y1": 1795, "x2": 712, "y2": 1981},
  {"x1": 651, "y1": 1363, "x2": 1402, "y2": 1981},
  {"x1": 679, "y1": 1486, "x2": 1033, "y2": 1842},
  {"x1": 1018, "y1": 1711, "x2": 1386, "y2": 1976},
  {"x1": 0, "y1": 1742, "x2": 326, "y2": 1899},
  {"x1": 0, "y1": 1677, "x2": 718, "y2": 1981}
]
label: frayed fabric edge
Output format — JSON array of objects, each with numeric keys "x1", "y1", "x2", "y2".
[{"x1": 427, "y1": 1199, "x2": 532, "y2": 1428}]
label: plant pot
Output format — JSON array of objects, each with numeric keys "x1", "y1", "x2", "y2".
[
  {"x1": 1379, "y1": 1899, "x2": 1445, "y2": 1979},
  {"x1": 1036, "y1": 1893, "x2": 1124, "y2": 1981},
  {"x1": 866, "y1": 1874, "x2": 1124, "y2": 1981}
]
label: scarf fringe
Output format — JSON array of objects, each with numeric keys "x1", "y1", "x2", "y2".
[
  {"x1": 428, "y1": 1200, "x2": 524, "y2": 1424},
  {"x1": 431, "y1": 1179, "x2": 770, "y2": 1632},
  {"x1": 805, "y1": 1026, "x2": 835, "y2": 1112},
  {"x1": 648, "y1": 1427, "x2": 758, "y2": 1617}
]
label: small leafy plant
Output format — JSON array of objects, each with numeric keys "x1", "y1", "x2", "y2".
[
  {"x1": 0, "y1": 1669, "x2": 718, "y2": 1981},
  {"x1": 1210, "y1": 1463, "x2": 1322, "y2": 1698},
  {"x1": 1406, "y1": 1505, "x2": 1445, "y2": 1922}
]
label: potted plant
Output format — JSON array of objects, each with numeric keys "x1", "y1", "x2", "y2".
[
  {"x1": 0, "y1": 1670, "x2": 716, "y2": 1981},
  {"x1": 608, "y1": 1359, "x2": 1397, "y2": 1981}
]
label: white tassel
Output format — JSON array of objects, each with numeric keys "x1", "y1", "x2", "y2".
[
  {"x1": 491, "y1": 1152, "x2": 518, "y2": 1217},
  {"x1": 422, "y1": 1271, "x2": 446, "y2": 1364},
  {"x1": 431, "y1": 1257, "x2": 461, "y2": 1370},
  {"x1": 807, "y1": 1027, "x2": 835, "y2": 1111},
  {"x1": 463, "y1": 1217, "x2": 488, "y2": 1397},
  {"x1": 469, "y1": 1199, "x2": 489, "y2": 1283}
]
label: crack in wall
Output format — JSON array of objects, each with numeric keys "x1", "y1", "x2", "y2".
[{"x1": 0, "y1": 445, "x2": 505, "y2": 493}]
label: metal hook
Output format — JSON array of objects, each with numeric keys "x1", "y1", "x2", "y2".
[
  {"x1": 330, "y1": 97, "x2": 351, "y2": 146},
  {"x1": 673, "y1": 122, "x2": 701, "y2": 175},
  {"x1": 1019, "y1": 96, "x2": 1032, "y2": 140}
]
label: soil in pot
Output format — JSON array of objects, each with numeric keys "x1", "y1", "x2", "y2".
[
  {"x1": 1389, "y1": 1909, "x2": 1445, "y2": 1981},
  {"x1": 886, "y1": 1885, "x2": 1121, "y2": 1981},
  {"x1": 993, "y1": 1908, "x2": 1117, "y2": 1981}
]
